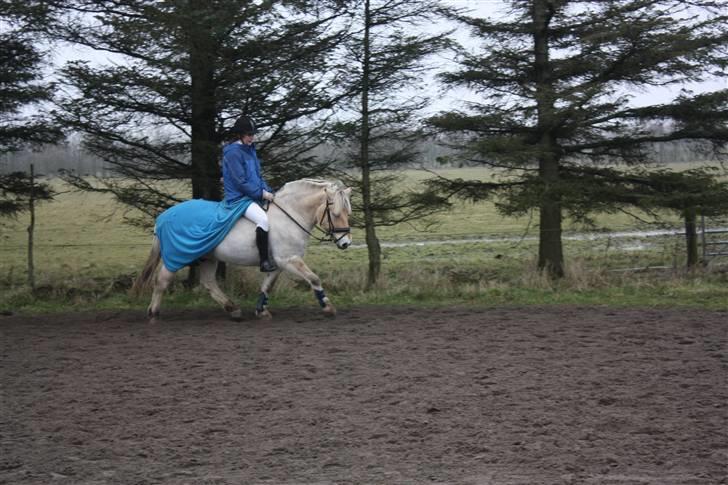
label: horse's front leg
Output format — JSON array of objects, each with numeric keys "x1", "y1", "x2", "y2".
[
  {"x1": 282, "y1": 256, "x2": 336, "y2": 317},
  {"x1": 255, "y1": 269, "x2": 281, "y2": 319},
  {"x1": 200, "y1": 258, "x2": 242, "y2": 321}
]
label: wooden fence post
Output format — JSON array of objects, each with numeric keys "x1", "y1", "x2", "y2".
[
  {"x1": 700, "y1": 214, "x2": 706, "y2": 264},
  {"x1": 684, "y1": 206, "x2": 698, "y2": 268},
  {"x1": 27, "y1": 164, "x2": 36, "y2": 290}
]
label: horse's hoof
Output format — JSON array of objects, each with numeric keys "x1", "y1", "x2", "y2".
[
  {"x1": 322, "y1": 305, "x2": 337, "y2": 318},
  {"x1": 230, "y1": 309, "x2": 243, "y2": 321},
  {"x1": 148, "y1": 317, "x2": 159, "y2": 324},
  {"x1": 256, "y1": 309, "x2": 272, "y2": 320}
]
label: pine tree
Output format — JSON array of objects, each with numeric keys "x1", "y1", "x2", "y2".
[
  {"x1": 430, "y1": 0, "x2": 728, "y2": 278},
  {"x1": 47, "y1": 0, "x2": 349, "y2": 224},
  {"x1": 331, "y1": 0, "x2": 452, "y2": 288},
  {"x1": 0, "y1": 0, "x2": 59, "y2": 217}
]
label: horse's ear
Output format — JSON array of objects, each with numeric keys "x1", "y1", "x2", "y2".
[{"x1": 344, "y1": 187, "x2": 352, "y2": 196}]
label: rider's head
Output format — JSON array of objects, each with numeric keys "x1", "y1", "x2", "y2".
[{"x1": 231, "y1": 115, "x2": 257, "y2": 145}]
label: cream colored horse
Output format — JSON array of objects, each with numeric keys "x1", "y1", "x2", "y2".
[{"x1": 132, "y1": 179, "x2": 352, "y2": 322}]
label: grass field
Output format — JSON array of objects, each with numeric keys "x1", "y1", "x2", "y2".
[{"x1": 2, "y1": 167, "x2": 727, "y2": 313}]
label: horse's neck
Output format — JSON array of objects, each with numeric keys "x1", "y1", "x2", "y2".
[{"x1": 276, "y1": 189, "x2": 325, "y2": 229}]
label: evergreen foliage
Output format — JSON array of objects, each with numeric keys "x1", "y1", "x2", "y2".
[
  {"x1": 47, "y1": 0, "x2": 349, "y2": 225},
  {"x1": 331, "y1": 0, "x2": 452, "y2": 287},
  {"x1": 430, "y1": 0, "x2": 728, "y2": 277},
  {"x1": 0, "y1": 171, "x2": 53, "y2": 218},
  {"x1": 0, "y1": 0, "x2": 60, "y2": 217}
]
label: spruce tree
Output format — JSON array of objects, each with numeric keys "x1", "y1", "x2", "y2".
[
  {"x1": 0, "y1": 0, "x2": 59, "y2": 217},
  {"x1": 430, "y1": 0, "x2": 728, "y2": 277},
  {"x1": 332, "y1": 0, "x2": 451, "y2": 288},
  {"x1": 47, "y1": 0, "x2": 348, "y2": 224}
]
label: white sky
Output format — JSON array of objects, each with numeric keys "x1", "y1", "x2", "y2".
[
  {"x1": 48, "y1": 0, "x2": 727, "y2": 114},
  {"x1": 436, "y1": 0, "x2": 727, "y2": 110}
]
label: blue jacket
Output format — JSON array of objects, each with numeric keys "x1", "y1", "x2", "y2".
[{"x1": 222, "y1": 141, "x2": 273, "y2": 204}]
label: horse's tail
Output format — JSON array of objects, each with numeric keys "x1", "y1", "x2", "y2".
[{"x1": 130, "y1": 235, "x2": 161, "y2": 296}]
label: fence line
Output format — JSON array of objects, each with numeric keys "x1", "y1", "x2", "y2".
[
  {"x1": 0, "y1": 243, "x2": 152, "y2": 250},
  {"x1": 701, "y1": 215, "x2": 728, "y2": 260},
  {"x1": 2, "y1": 227, "x2": 721, "y2": 251}
]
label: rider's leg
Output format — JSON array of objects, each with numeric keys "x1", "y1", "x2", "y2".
[{"x1": 244, "y1": 203, "x2": 278, "y2": 272}]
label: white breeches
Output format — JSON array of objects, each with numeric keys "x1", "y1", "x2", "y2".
[{"x1": 244, "y1": 203, "x2": 270, "y2": 232}]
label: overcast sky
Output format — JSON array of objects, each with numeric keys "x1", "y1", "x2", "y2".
[
  {"x1": 431, "y1": 0, "x2": 727, "y2": 111},
  {"x1": 50, "y1": 0, "x2": 727, "y2": 114}
]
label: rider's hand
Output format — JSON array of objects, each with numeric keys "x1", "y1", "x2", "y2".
[{"x1": 262, "y1": 190, "x2": 274, "y2": 201}]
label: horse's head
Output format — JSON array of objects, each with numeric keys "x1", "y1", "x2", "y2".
[
  {"x1": 322, "y1": 185, "x2": 353, "y2": 249},
  {"x1": 274, "y1": 179, "x2": 353, "y2": 248}
]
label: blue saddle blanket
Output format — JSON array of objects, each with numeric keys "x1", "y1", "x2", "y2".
[{"x1": 156, "y1": 198, "x2": 254, "y2": 272}]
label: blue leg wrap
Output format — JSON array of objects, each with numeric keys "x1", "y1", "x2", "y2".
[
  {"x1": 314, "y1": 289, "x2": 326, "y2": 307},
  {"x1": 256, "y1": 292, "x2": 269, "y2": 312}
]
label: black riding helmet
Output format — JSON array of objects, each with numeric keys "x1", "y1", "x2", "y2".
[{"x1": 231, "y1": 115, "x2": 257, "y2": 135}]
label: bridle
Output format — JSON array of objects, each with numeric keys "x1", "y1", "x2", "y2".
[{"x1": 270, "y1": 198, "x2": 351, "y2": 244}]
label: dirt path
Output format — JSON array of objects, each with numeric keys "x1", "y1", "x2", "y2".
[{"x1": 1, "y1": 306, "x2": 726, "y2": 484}]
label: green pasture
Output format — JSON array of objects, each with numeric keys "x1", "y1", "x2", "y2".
[{"x1": 1, "y1": 167, "x2": 727, "y2": 314}]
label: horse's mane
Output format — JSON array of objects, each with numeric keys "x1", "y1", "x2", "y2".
[
  {"x1": 276, "y1": 178, "x2": 351, "y2": 215},
  {"x1": 277, "y1": 178, "x2": 335, "y2": 194}
]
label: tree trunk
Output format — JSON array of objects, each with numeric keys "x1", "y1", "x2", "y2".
[
  {"x1": 533, "y1": 0, "x2": 564, "y2": 278},
  {"x1": 189, "y1": 19, "x2": 221, "y2": 202},
  {"x1": 188, "y1": 15, "x2": 221, "y2": 287},
  {"x1": 684, "y1": 206, "x2": 698, "y2": 268},
  {"x1": 538, "y1": 194, "x2": 564, "y2": 277},
  {"x1": 361, "y1": 0, "x2": 381, "y2": 289}
]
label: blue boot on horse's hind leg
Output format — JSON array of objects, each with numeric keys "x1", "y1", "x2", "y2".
[
  {"x1": 255, "y1": 227, "x2": 278, "y2": 272},
  {"x1": 255, "y1": 291, "x2": 272, "y2": 319}
]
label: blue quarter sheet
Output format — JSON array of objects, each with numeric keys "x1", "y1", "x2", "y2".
[{"x1": 155, "y1": 198, "x2": 254, "y2": 272}]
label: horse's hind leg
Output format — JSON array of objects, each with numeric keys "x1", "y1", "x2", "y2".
[
  {"x1": 199, "y1": 259, "x2": 242, "y2": 321},
  {"x1": 282, "y1": 256, "x2": 336, "y2": 317},
  {"x1": 148, "y1": 266, "x2": 175, "y2": 323},
  {"x1": 256, "y1": 269, "x2": 281, "y2": 319}
]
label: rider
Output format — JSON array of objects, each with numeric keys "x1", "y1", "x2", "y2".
[{"x1": 222, "y1": 115, "x2": 278, "y2": 272}]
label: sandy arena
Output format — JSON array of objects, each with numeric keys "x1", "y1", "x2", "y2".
[{"x1": 1, "y1": 305, "x2": 726, "y2": 484}]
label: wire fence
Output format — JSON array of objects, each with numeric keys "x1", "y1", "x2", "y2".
[
  {"x1": 702, "y1": 216, "x2": 728, "y2": 261},
  {"x1": 4, "y1": 225, "x2": 726, "y2": 260},
  {"x1": 2, "y1": 168, "x2": 727, "y2": 290}
]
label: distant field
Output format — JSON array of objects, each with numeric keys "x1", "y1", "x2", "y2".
[
  {"x1": 370, "y1": 167, "x2": 688, "y2": 241},
  {"x1": 2, "y1": 166, "x2": 727, "y2": 312},
  {"x1": 1, "y1": 179, "x2": 152, "y2": 282},
  {"x1": 0, "y1": 168, "x2": 685, "y2": 278}
]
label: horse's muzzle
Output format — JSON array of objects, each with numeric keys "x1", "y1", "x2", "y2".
[{"x1": 336, "y1": 235, "x2": 351, "y2": 250}]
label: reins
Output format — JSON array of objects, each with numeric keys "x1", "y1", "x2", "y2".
[{"x1": 268, "y1": 198, "x2": 350, "y2": 244}]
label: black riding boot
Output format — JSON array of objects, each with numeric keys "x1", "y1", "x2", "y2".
[{"x1": 255, "y1": 227, "x2": 278, "y2": 272}]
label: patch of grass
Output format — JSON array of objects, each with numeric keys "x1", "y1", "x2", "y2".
[
  {"x1": 2, "y1": 169, "x2": 727, "y2": 314},
  {"x1": 3, "y1": 243, "x2": 726, "y2": 314}
]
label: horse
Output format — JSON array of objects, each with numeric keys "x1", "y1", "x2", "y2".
[{"x1": 131, "y1": 179, "x2": 352, "y2": 322}]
